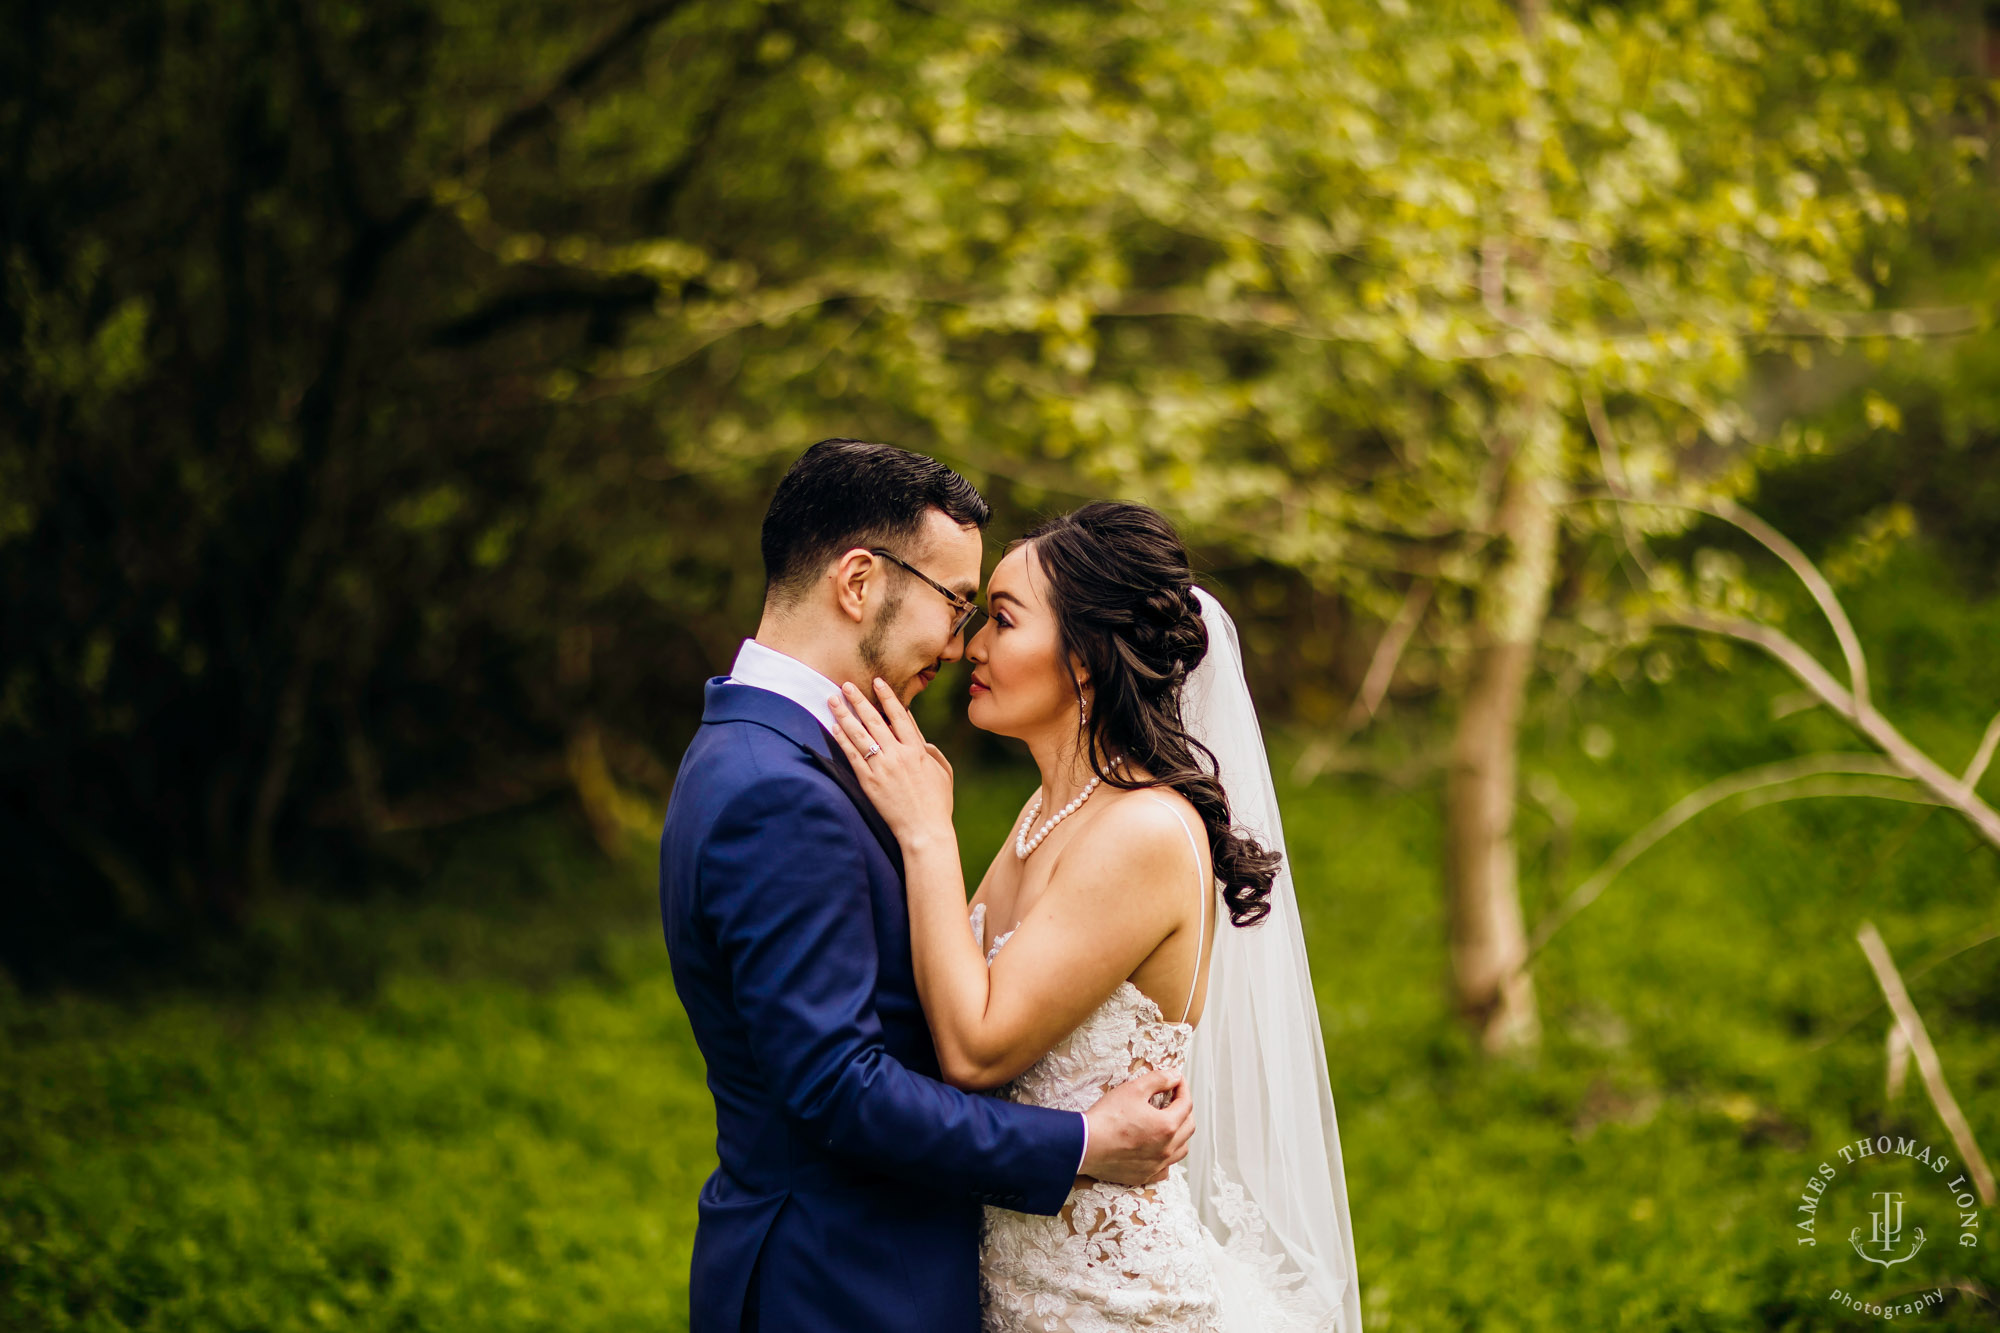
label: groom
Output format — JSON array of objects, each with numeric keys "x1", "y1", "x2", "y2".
[{"x1": 661, "y1": 439, "x2": 1193, "y2": 1333}]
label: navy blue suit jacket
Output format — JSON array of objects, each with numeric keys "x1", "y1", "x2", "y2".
[{"x1": 661, "y1": 680, "x2": 1083, "y2": 1333}]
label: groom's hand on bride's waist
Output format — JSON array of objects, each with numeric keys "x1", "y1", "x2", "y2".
[{"x1": 1077, "y1": 1070, "x2": 1194, "y2": 1188}]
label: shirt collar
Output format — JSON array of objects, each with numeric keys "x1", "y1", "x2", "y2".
[{"x1": 725, "y1": 638, "x2": 840, "y2": 736}]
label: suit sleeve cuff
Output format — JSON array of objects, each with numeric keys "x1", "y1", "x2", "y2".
[{"x1": 1076, "y1": 1111, "x2": 1089, "y2": 1174}]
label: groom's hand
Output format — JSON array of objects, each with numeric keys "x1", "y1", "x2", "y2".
[{"x1": 1079, "y1": 1071, "x2": 1195, "y2": 1187}]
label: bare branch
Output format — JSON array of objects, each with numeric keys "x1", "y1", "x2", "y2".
[
  {"x1": 1857, "y1": 922, "x2": 1997, "y2": 1207},
  {"x1": 1285, "y1": 744, "x2": 1449, "y2": 790},
  {"x1": 1722, "y1": 774, "x2": 1946, "y2": 815},
  {"x1": 1844, "y1": 730, "x2": 2000, "y2": 837},
  {"x1": 1810, "y1": 921, "x2": 2000, "y2": 1053},
  {"x1": 1706, "y1": 497, "x2": 1871, "y2": 707},
  {"x1": 1770, "y1": 689, "x2": 1821, "y2": 719},
  {"x1": 1291, "y1": 579, "x2": 1433, "y2": 784},
  {"x1": 1661, "y1": 609, "x2": 1857, "y2": 714},
  {"x1": 1966, "y1": 707, "x2": 2000, "y2": 788},
  {"x1": 1658, "y1": 611, "x2": 2000, "y2": 847},
  {"x1": 1886, "y1": 1022, "x2": 1911, "y2": 1103},
  {"x1": 1762, "y1": 306, "x2": 1989, "y2": 340},
  {"x1": 1523, "y1": 756, "x2": 1928, "y2": 964},
  {"x1": 1937, "y1": 1278, "x2": 1997, "y2": 1310},
  {"x1": 1591, "y1": 492, "x2": 1869, "y2": 704},
  {"x1": 1579, "y1": 387, "x2": 1660, "y2": 585},
  {"x1": 1523, "y1": 771, "x2": 1576, "y2": 898},
  {"x1": 1349, "y1": 580, "x2": 1433, "y2": 729}
]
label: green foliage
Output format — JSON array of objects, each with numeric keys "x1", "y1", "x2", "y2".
[
  {"x1": 548, "y1": 0, "x2": 1945, "y2": 643},
  {"x1": 4, "y1": 546, "x2": 1996, "y2": 1330},
  {"x1": 3, "y1": 0, "x2": 1993, "y2": 965}
]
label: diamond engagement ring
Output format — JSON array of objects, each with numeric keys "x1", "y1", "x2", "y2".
[{"x1": 862, "y1": 743, "x2": 882, "y2": 760}]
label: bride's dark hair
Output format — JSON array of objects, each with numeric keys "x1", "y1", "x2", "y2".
[{"x1": 1018, "y1": 502, "x2": 1280, "y2": 927}]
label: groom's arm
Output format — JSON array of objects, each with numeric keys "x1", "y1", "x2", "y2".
[{"x1": 702, "y1": 768, "x2": 1081, "y2": 1215}]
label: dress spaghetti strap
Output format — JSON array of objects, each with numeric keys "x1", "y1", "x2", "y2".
[{"x1": 1146, "y1": 794, "x2": 1209, "y2": 1025}]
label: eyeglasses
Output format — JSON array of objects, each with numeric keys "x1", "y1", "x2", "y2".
[{"x1": 868, "y1": 548, "x2": 985, "y2": 640}]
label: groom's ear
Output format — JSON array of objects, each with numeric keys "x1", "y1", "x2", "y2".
[{"x1": 829, "y1": 547, "x2": 878, "y2": 625}]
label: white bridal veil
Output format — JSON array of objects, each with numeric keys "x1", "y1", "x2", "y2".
[{"x1": 1183, "y1": 588, "x2": 1363, "y2": 1333}]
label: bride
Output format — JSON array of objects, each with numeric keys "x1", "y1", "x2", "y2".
[{"x1": 825, "y1": 502, "x2": 1362, "y2": 1333}]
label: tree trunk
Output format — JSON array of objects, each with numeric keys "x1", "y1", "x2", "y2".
[
  {"x1": 1445, "y1": 0, "x2": 1565, "y2": 1055},
  {"x1": 1446, "y1": 638, "x2": 1542, "y2": 1052},
  {"x1": 1445, "y1": 400, "x2": 1562, "y2": 1053}
]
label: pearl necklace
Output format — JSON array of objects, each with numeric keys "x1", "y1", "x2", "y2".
[{"x1": 1014, "y1": 759, "x2": 1123, "y2": 859}]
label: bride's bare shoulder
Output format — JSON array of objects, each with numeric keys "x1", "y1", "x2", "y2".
[{"x1": 1052, "y1": 785, "x2": 1210, "y2": 897}]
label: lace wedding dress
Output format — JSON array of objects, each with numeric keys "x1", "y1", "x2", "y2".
[{"x1": 971, "y1": 872, "x2": 1226, "y2": 1333}]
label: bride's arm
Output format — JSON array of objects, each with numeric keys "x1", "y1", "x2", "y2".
[{"x1": 829, "y1": 680, "x2": 1189, "y2": 1090}]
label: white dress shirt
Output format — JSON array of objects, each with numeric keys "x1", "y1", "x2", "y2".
[
  {"x1": 726, "y1": 638, "x2": 842, "y2": 735},
  {"x1": 723, "y1": 637, "x2": 1091, "y2": 1173}
]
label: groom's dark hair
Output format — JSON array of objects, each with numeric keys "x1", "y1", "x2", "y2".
[{"x1": 761, "y1": 438, "x2": 992, "y2": 605}]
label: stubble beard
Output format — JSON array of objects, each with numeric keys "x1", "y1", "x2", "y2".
[{"x1": 857, "y1": 585, "x2": 908, "y2": 692}]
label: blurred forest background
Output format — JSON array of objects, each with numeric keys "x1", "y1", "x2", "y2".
[{"x1": 5, "y1": 0, "x2": 2000, "y2": 1327}]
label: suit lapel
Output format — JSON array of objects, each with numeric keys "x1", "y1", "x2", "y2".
[
  {"x1": 807, "y1": 738, "x2": 906, "y2": 880},
  {"x1": 702, "y1": 677, "x2": 906, "y2": 879}
]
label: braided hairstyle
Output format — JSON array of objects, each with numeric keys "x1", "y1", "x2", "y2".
[{"x1": 1019, "y1": 502, "x2": 1279, "y2": 927}]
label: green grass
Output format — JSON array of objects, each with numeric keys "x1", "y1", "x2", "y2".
[
  {"x1": 0, "y1": 829, "x2": 717, "y2": 1333},
  {"x1": 4, "y1": 545, "x2": 1998, "y2": 1330}
]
